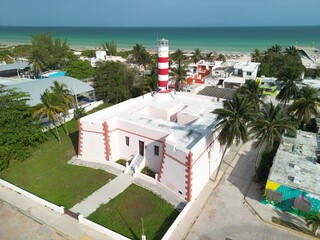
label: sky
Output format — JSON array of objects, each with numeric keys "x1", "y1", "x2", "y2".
[{"x1": 1, "y1": 0, "x2": 320, "y2": 27}]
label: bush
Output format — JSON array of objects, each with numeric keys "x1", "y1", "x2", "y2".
[{"x1": 141, "y1": 166, "x2": 156, "y2": 178}]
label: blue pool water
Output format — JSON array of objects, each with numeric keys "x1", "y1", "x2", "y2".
[{"x1": 48, "y1": 71, "x2": 66, "y2": 78}]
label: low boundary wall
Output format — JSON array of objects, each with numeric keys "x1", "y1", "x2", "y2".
[
  {"x1": 0, "y1": 179, "x2": 64, "y2": 214},
  {"x1": 78, "y1": 214, "x2": 130, "y2": 240}
]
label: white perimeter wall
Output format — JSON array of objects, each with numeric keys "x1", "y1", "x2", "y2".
[{"x1": 160, "y1": 139, "x2": 189, "y2": 199}]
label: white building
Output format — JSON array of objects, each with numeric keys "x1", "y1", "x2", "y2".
[
  {"x1": 78, "y1": 92, "x2": 226, "y2": 201},
  {"x1": 78, "y1": 39, "x2": 226, "y2": 202}
]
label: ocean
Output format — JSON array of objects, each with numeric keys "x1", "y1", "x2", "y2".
[{"x1": 0, "y1": 26, "x2": 319, "y2": 54}]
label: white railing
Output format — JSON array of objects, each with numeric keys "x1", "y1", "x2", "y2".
[
  {"x1": 0, "y1": 179, "x2": 64, "y2": 214},
  {"x1": 78, "y1": 214, "x2": 130, "y2": 240},
  {"x1": 126, "y1": 154, "x2": 145, "y2": 176}
]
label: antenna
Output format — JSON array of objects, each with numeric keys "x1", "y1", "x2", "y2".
[{"x1": 141, "y1": 218, "x2": 146, "y2": 240}]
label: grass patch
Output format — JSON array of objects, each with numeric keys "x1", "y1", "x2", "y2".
[
  {"x1": 141, "y1": 166, "x2": 156, "y2": 178},
  {"x1": 88, "y1": 184, "x2": 179, "y2": 240},
  {"x1": 0, "y1": 120, "x2": 115, "y2": 209},
  {"x1": 86, "y1": 102, "x2": 112, "y2": 114},
  {"x1": 116, "y1": 159, "x2": 130, "y2": 167},
  {"x1": 271, "y1": 217, "x2": 317, "y2": 237}
]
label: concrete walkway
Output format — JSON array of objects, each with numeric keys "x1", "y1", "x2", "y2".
[{"x1": 70, "y1": 174, "x2": 133, "y2": 217}]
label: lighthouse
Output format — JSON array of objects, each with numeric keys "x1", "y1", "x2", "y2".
[{"x1": 157, "y1": 38, "x2": 170, "y2": 92}]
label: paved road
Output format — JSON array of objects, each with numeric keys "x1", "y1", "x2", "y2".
[
  {"x1": 0, "y1": 201, "x2": 66, "y2": 240},
  {"x1": 185, "y1": 141, "x2": 310, "y2": 240}
]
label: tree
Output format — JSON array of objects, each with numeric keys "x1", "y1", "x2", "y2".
[
  {"x1": 288, "y1": 86, "x2": 320, "y2": 128},
  {"x1": 171, "y1": 49, "x2": 185, "y2": 70},
  {"x1": 81, "y1": 49, "x2": 96, "y2": 58},
  {"x1": 212, "y1": 95, "x2": 257, "y2": 147},
  {"x1": 249, "y1": 102, "x2": 296, "y2": 152},
  {"x1": 32, "y1": 90, "x2": 66, "y2": 143},
  {"x1": 28, "y1": 34, "x2": 70, "y2": 75},
  {"x1": 276, "y1": 55, "x2": 304, "y2": 108},
  {"x1": 251, "y1": 48, "x2": 263, "y2": 62},
  {"x1": 0, "y1": 50, "x2": 13, "y2": 64},
  {"x1": 50, "y1": 81, "x2": 75, "y2": 135},
  {"x1": 0, "y1": 86, "x2": 45, "y2": 171},
  {"x1": 237, "y1": 80, "x2": 265, "y2": 112},
  {"x1": 102, "y1": 41, "x2": 117, "y2": 56},
  {"x1": 132, "y1": 44, "x2": 150, "y2": 69},
  {"x1": 267, "y1": 44, "x2": 282, "y2": 54},
  {"x1": 217, "y1": 54, "x2": 226, "y2": 62},
  {"x1": 284, "y1": 46, "x2": 300, "y2": 58},
  {"x1": 191, "y1": 48, "x2": 201, "y2": 64},
  {"x1": 95, "y1": 61, "x2": 138, "y2": 103},
  {"x1": 170, "y1": 66, "x2": 186, "y2": 91},
  {"x1": 306, "y1": 211, "x2": 320, "y2": 235},
  {"x1": 249, "y1": 102, "x2": 296, "y2": 178},
  {"x1": 65, "y1": 60, "x2": 94, "y2": 80}
]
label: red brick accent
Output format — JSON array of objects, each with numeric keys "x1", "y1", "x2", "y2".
[
  {"x1": 78, "y1": 120, "x2": 83, "y2": 156},
  {"x1": 157, "y1": 140, "x2": 166, "y2": 182},
  {"x1": 102, "y1": 122, "x2": 111, "y2": 161},
  {"x1": 185, "y1": 152, "x2": 193, "y2": 202}
]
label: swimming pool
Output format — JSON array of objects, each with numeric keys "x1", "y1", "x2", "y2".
[{"x1": 48, "y1": 71, "x2": 66, "y2": 78}]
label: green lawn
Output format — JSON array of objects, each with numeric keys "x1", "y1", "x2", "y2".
[
  {"x1": 88, "y1": 184, "x2": 180, "y2": 240},
  {"x1": 0, "y1": 120, "x2": 115, "y2": 209}
]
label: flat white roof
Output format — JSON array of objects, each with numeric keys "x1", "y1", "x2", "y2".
[
  {"x1": 234, "y1": 62, "x2": 260, "y2": 72},
  {"x1": 224, "y1": 77, "x2": 246, "y2": 84},
  {"x1": 269, "y1": 130, "x2": 320, "y2": 195},
  {"x1": 82, "y1": 92, "x2": 223, "y2": 150}
]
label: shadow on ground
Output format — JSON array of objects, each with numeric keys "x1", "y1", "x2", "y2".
[
  {"x1": 69, "y1": 130, "x2": 79, "y2": 154},
  {"x1": 226, "y1": 141, "x2": 262, "y2": 201}
]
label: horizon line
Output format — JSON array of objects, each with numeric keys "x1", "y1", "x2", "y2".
[{"x1": 1, "y1": 25, "x2": 320, "y2": 28}]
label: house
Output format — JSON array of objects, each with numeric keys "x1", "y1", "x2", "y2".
[
  {"x1": 77, "y1": 92, "x2": 226, "y2": 202},
  {"x1": 264, "y1": 130, "x2": 320, "y2": 213}
]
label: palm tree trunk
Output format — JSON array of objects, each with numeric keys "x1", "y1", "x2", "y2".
[
  {"x1": 53, "y1": 122, "x2": 61, "y2": 143},
  {"x1": 63, "y1": 115, "x2": 69, "y2": 135},
  {"x1": 255, "y1": 141, "x2": 266, "y2": 181}
]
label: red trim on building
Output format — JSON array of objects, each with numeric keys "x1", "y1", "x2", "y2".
[
  {"x1": 157, "y1": 140, "x2": 166, "y2": 182},
  {"x1": 185, "y1": 152, "x2": 193, "y2": 202},
  {"x1": 109, "y1": 128, "x2": 164, "y2": 143},
  {"x1": 158, "y1": 68, "x2": 169, "y2": 75},
  {"x1": 78, "y1": 120, "x2": 83, "y2": 156},
  {"x1": 158, "y1": 57, "x2": 169, "y2": 63},
  {"x1": 158, "y1": 89, "x2": 172, "y2": 93},
  {"x1": 102, "y1": 122, "x2": 111, "y2": 161},
  {"x1": 158, "y1": 81, "x2": 168, "y2": 87}
]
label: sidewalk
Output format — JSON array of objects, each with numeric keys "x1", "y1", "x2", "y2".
[
  {"x1": 0, "y1": 184, "x2": 113, "y2": 240},
  {"x1": 70, "y1": 174, "x2": 133, "y2": 217}
]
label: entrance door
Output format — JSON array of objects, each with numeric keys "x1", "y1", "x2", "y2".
[{"x1": 139, "y1": 141, "x2": 145, "y2": 156}]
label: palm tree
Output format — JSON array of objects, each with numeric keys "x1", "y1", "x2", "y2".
[
  {"x1": 28, "y1": 48, "x2": 47, "y2": 77},
  {"x1": 284, "y1": 46, "x2": 300, "y2": 58},
  {"x1": 171, "y1": 49, "x2": 185, "y2": 70},
  {"x1": 288, "y1": 86, "x2": 320, "y2": 128},
  {"x1": 50, "y1": 81, "x2": 75, "y2": 135},
  {"x1": 191, "y1": 48, "x2": 201, "y2": 64},
  {"x1": 132, "y1": 44, "x2": 150, "y2": 69},
  {"x1": 212, "y1": 95, "x2": 257, "y2": 148},
  {"x1": 267, "y1": 44, "x2": 282, "y2": 54},
  {"x1": 170, "y1": 67, "x2": 186, "y2": 91},
  {"x1": 276, "y1": 55, "x2": 304, "y2": 108},
  {"x1": 249, "y1": 102, "x2": 296, "y2": 171},
  {"x1": 237, "y1": 80, "x2": 265, "y2": 111},
  {"x1": 217, "y1": 54, "x2": 226, "y2": 63},
  {"x1": 251, "y1": 48, "x2": 263, "y2": 62},
  {"x1": 306, "y1": 211, "x2": 320, "y2": 235},
  {"x1": 32, "y1": 89, "x2": 66, "y2": 143}
]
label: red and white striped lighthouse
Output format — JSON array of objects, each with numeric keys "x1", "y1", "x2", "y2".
[{"x1": 158, "y1": 38, "x2": 170, "y2": 92}]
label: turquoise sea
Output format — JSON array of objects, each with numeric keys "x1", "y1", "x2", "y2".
[{"x1": 0, "y1": 26, "x2": 319, "y2": 53}]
